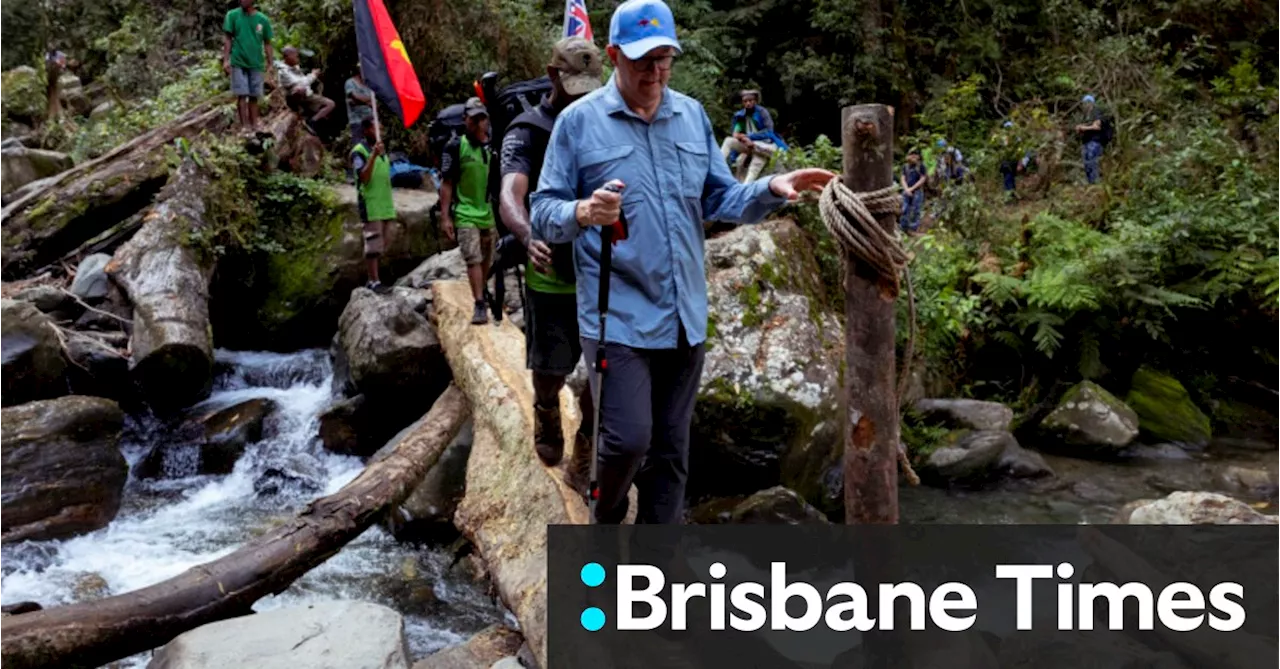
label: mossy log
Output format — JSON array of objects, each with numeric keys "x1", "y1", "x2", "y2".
[
  {"x1": 0, "y1": 98, "x2": 232, "y2": 280},
  {"x1": 0, "y1": 385, "x2": 469, "y2": 669},
  {"x1": 431, "y1": 280, "x2": 589, "y2": 669},
  {"x1": 104, "y1": 155, "x2": 215, "y2": 413}
]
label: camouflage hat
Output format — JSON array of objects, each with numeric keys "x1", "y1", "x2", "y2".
[{"x1": 550, "y1": 37, "x2": 604, "y2": 97}]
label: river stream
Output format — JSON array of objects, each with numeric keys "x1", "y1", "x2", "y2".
[{"x1": 0, "y1": 349, "x2": 507, "y2": 668}]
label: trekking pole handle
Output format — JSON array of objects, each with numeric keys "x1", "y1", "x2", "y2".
[{"x1": 600, "y1": 179, "x2": 628, "y2": 243}]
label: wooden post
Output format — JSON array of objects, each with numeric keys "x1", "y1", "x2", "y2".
[{"x1": 840, "y1": 104, "x2": 899, "y2": 525}]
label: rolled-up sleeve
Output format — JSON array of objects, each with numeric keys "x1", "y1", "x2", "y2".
[
  {"x1": 699, "y1": 109, "x2": 786, "y2": 223},
  {"x1": 530, "y1": 113, "x2": 582, "y2": 245}
]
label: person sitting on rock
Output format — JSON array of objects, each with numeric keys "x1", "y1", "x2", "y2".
[
  {"x1": 350, "y1": 118, "x2": 394, "y2": 293},
  {"x1": 276, "y1": 46, "x2": 335, "y2": 136},
  {"x1": 719, "y1": 89, "x2": 788, "y2": 182}
]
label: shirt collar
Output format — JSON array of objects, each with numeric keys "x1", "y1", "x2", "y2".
[{"x1": 602, "y1": 74, "x2": 677, "y2": 122}]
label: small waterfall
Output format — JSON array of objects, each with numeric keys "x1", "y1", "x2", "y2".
[{"x1": 2, "y1": 349, "x2": 502, "y2": 667}]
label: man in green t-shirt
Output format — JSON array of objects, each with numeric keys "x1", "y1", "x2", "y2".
[
  {"x1": 222, "y1": 0, "x2": 275, "y2": 130},
  {"x1": 350, "y1": 118, "x2": 395, "y2": 292},
  {"x1": 440, "y1": 97, "x2": 496, "y2": 325}
]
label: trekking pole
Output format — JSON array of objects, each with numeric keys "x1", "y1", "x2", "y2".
[{"x1": 588, "y1": 179, "x2": 627, "y2": 525}]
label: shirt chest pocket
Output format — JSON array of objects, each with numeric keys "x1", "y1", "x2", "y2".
[
  {"x1": 577, "y1": 144, "x2": 635, "y2": 196},
  {"x1": 675, "y1": 141, "x2": 708, "y2": 199}
]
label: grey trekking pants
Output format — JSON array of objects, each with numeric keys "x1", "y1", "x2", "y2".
[{"x1": 581, "y1": 329, "x2": 705, "y2": 524}]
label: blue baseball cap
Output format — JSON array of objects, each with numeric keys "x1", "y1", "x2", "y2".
[
  {"x1": 1082, "y1": 94, "x2": 1096, "y2": 104},
  {"x1": 936, "y1": 138, "x2": 947, "y2": 148},
  {"x1": 1003, "y1": 120, "x2": 1014, "y2": 128},
  {"x1": 609, "y1": 0, "x2": 682, "y2": 60}
]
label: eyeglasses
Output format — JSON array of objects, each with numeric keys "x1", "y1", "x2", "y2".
[{"x1": 630, "y1": 53, "x2": 676, "y2": 72}]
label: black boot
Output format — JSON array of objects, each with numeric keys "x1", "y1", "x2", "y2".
[
  {"x1": 565, "y1": 429, "x2": 593, "y2": 497},
  {"x1": 533, "y1": 402, "x2": 564, "y2": 466}
]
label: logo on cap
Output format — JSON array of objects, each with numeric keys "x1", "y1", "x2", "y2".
[{"x1": 638, "y1": 17, "x2": 661, "y2": 26}]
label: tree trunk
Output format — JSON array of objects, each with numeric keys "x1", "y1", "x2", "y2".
[
  {"x1": 431, "y1": 280, "x2": 589, "y2": 669},
  {"x1": 264, "y1": 106, "x2": 325, "y2": 176},
  {"x1": 0, "y1": 99, "x2": 231, "y2": 280},
  {"x1": 840, "y1": 104, "x2": 899, "y2": 525},
  {"x1": 0, "y1": 384, "x2": 470, "y2": 669},
  {"x1": 104, "y1": 155, "x2": 216, "y2": 413}
]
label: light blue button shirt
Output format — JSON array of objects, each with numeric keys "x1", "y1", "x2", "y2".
[{"x1": 530, "y1": 77, "x2": 787, "y2": 349}]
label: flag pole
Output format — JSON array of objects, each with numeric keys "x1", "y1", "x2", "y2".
[{"x1": 372, "y1": 93, "x2": 382, "y2": 144}]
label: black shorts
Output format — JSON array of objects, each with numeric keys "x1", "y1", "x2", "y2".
[{"x1": 525, "y1": 288, "x2": 581, "y2": 376}]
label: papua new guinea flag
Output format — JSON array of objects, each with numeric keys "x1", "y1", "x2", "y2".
[{"x1": 353, "y1": 0, "x2": 426, "y2": 127}]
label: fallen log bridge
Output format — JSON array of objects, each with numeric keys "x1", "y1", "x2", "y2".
[{"x1": 0, "y1": 385, "x2": 470, "y2": 669}]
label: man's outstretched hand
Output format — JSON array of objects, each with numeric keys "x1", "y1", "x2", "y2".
[{"x1": 769, "y1": 168, "x2": 837, "y2": 201}]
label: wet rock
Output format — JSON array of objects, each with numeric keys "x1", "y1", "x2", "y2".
[
  {"x1": 411, "y1": 624, "x2": 523, "y2": 669},
  {"x1": 336, "y1": 287, "x2": 449, "y2": 400},
  {"x1": 381, "y1": 421, "x2": 473, "y2": 543},
  {"x1": 1125, "y1": 366, "x2": 1212, "y2": 448},
  {"x1": 0, "y1": 601, "x2": 42, "y2": 616},
  {"x1": 997, "y1": 441, "x2": 1055, "y2": 479},
  {"x1": 317, "y1": 394, "x2": 370, "y2": 456},
  {"x1": 1040, "y1": 381, "x2": 1138, "y2": 452},
  {"x1": 148, "y1": 600, "x2": 410, "y2": 669},
  {"x1": 12, "y1": 284, "x2": 74, "y2": 314},
  {"x1": 1, "y1": 396, "x2": 127, "y2": 543},
  {"x1": 58, "y1": 73, "x2": 91, "y2": 116},
  {"x1": 330, "y1": 288, "x2": 451, "y2": 453},
  {"x1": 1116, "y1": 491, "x2": 1278, "y2": 524},
  {"x1": 1, "y1": 298, "x2": 68, "y2": 406},
  {"x1": 73, "y1": 572, "x2": 111, "y2": 601},
  {"x1": 693, "y1": 219, "x2": 843, "y2": 514},
  {"x1": 1125, "y1": 443, "x2": 1194, "y2": 461},
  {"x1": 728, "y1": 486, "x2": 830, "y2": 524},
  {"x1": 1219, "y1": 466, "x2": 1277, "y2": 497},
  {"x1": 1210, "y1": 437, "x2": 1277, "y2": 452},
  {"x1": 1, "y1": 146, "x2": 72, "y2": 195},
  {"x1": 913, "y1": 398, "x2": 1014, "y2": 432},
  {"x1": 70, "y1": 253, "x2": 113, "y2": 302},
  {"x1": 137, "y1": 399, "x2": 277, "y2": 478},
  {"x1": 253, "y1": 467, "x2": 321, "y2": 498},
  {"x1": 919, "y1": 430, "x2": 1012, "y2": 484}
]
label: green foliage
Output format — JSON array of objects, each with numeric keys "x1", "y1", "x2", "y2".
[
  {"x1": 67, "y1": 54, "x2": 223, "y2": 161},
  {"x1": 1, "y1": 67, "x2": 48, "y2": 125}
]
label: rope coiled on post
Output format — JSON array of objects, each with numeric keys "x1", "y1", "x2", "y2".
[
  {"x1": 817, "y1": 178, "x2": 921, "y2": 486},
  {"x1": 817, "y1": 181, "x2": 908, "y2": 281}
]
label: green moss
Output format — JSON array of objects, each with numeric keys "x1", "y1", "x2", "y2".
[
  {"x1": 1125, "y1": 366, "x2": 1212, "y2": 446},
  {"x1": 256, "y1": 208, "x2": 347, "y2": 328},
  {"x1": 740, "y1": 281, "x2": 765, "y2": 327}
]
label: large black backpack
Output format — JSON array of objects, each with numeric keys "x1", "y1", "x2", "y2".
[
  {"x1": 1099, "y1": 108, "x2": 1115, "y2": 146},
  {"x1": 425, "y1": 102, "x2": 466, "y2": 168}
]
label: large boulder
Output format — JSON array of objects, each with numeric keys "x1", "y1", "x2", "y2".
[
  {"x1": 395, "y1": 248, "x2": 465, "y2": 288},
  {"x1": 1, "y1": 396, "x2": 127, "y2": 543},
  {"x1": 336, "y1": 287, "x2": 449, "y2": 400},
  {"x1": 1, "y1": 298, "x2": 67, "y2": 406},
  {"x1": 147, "y1": 601, "x2": 410, "y2": 669},
  {"x1": 913, "y1": 398, "x2": 1014, "y2": 431},
  {"x1": 381, "y1": 421, "x2": 473, "y2": 543},
  {"x1": 692, "y1": 219, "x2": 843, "y2": 514},
  {"x1": 12, "y1": 283, "x2": 75, "y2": 314},
  {"x1": 1125, "y1": 366, "x2": 1212, "y2": 448},
  {"x1": 1, "y1": 146, "x2": 72, "y2": 195},
  {"x1": 1039, "y1": 381, "x2": 1139, "y2": 452},
  {"x1": 412, "y1": 624, "x2": 523, "y2": 669},
  {"x1": 212, "y1": 187, "x2": 441, "y2": 351},
  {"x1": 58, "y1": 73, "x2": 91, "y2": 117},
  {"x1": 1115, "y1": 491, "x2": 1278, "y2": 525},
  {"x1": 136, "y1": 398, "x2": 277, "y2": 478}
]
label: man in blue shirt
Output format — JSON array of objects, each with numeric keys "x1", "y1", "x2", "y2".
[{"x1": 531, "y1": 0, "x2": 834, "y2": 524}]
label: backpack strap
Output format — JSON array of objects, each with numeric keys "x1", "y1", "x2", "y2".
[{"x1": 507, "y1": 105, "x2": 555, "y2": 136}]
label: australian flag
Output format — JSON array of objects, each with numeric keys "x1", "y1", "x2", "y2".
[{"x1": 563, "y1": 0, "x2": 593, "y2": 41}]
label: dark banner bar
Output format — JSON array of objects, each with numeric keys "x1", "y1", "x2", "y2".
[{"x1": 549, "y1": 525, "x2": 1278, "y2": 668}]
